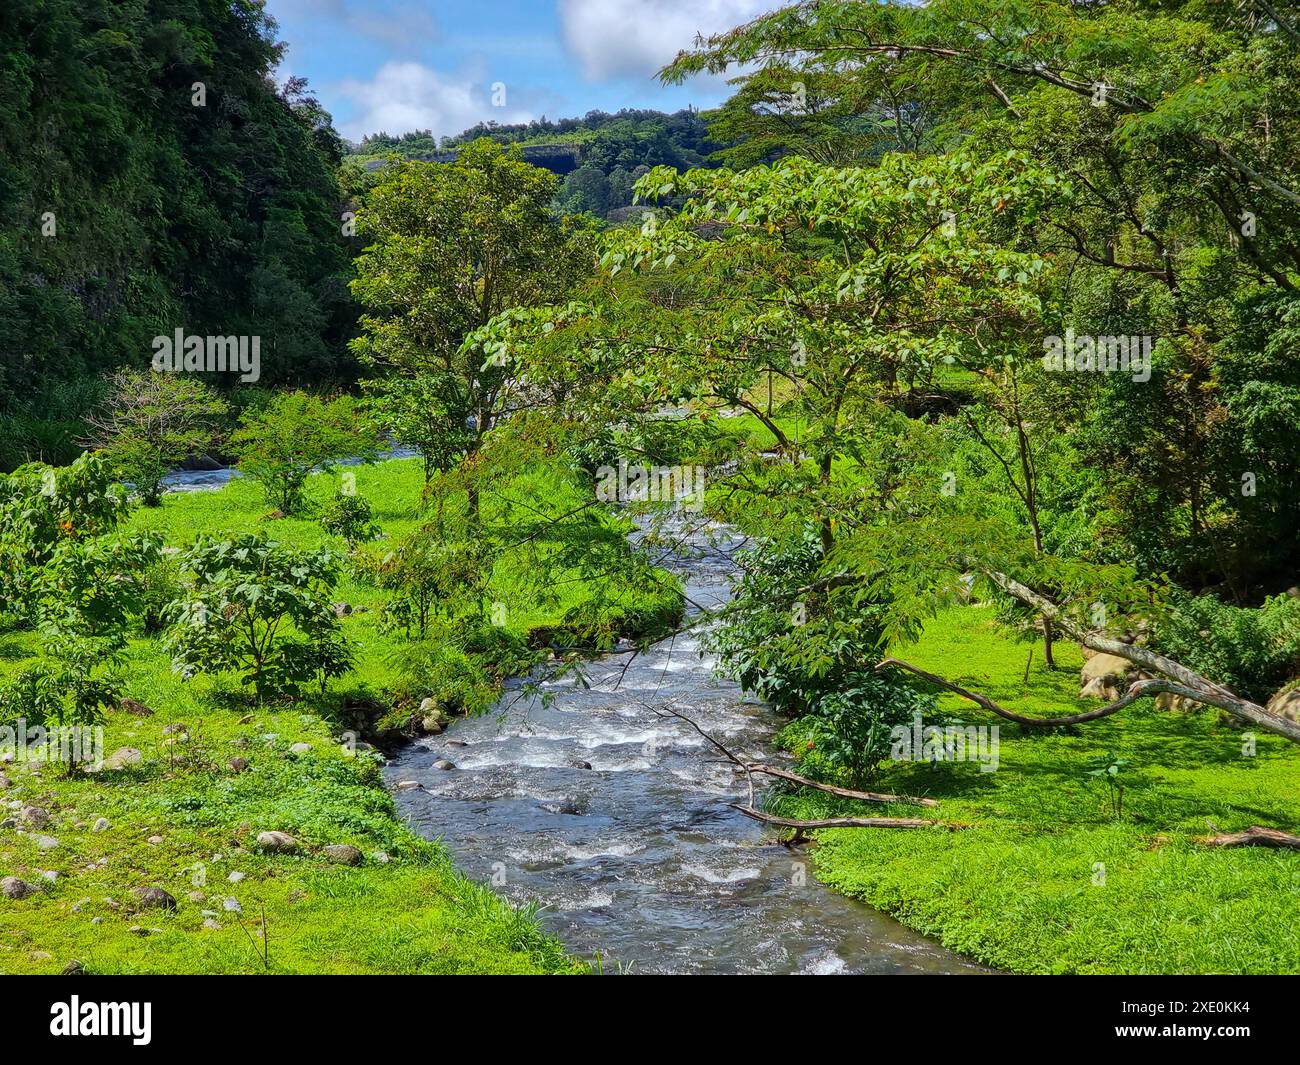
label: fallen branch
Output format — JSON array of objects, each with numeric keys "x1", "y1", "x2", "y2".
[
  {"x1": 879, "y1": 658, "x2": 1200, "y2": 727},
  {"x1": 746, "y1": 763, "x2": 939, "y2": 807},
  {"x1": 980, "y1": 572, "x2": 1300, "y2": 745},
  {"x1": 1198, "y1": 825, "x2": 1300, "y2": 850},
  {"x1": 728, "y1": 805, "x2": 954, "y2": 830},
  {"x1": 653, "y1": 704, "x2": 937, "y2": 808}
]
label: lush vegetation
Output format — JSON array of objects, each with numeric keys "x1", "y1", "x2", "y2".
[
  {"x1": 5, "y1": 0, "x2": 1300, "y2": 975},
  {"x1": 0, "y1": 1, "x2": 358, "y2": 469},
  {"x1": 352, "y1": 108, "x2": 722, "y2": 220}
]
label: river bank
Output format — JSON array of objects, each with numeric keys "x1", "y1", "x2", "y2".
[
  {"x1": 775, "y1": 606, "x2": 1300, "y2": 974},
  {"x1": 386, "y1": 515, "x2": 986, "y2": 973}
]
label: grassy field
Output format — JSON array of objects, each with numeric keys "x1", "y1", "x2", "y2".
[
  {"x1": 0, "y1": 456, "x2": 677, "y2": 974},
  {"x1": 777, "y1": 605, "x2": 1300, "y2": 974}
]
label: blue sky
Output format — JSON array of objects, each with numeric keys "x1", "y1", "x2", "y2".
[{"x1": 266, "y1": 0, "x2": 773, "y2": 144}]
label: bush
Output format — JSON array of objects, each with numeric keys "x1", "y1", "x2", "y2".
[
  {"x1": 320, "y1": 489, "x2": 379, "y2": 544},
  {"x1": 0, "y1": 638, "x2": 122, "y2": 731},
  {"x1": 230, "y1": 392, "x2": 382, "y2": 514},
  {"x1": 165, "y1": 535, "x2": 352, "y2": 701},
  {"x1": 707, "y1": 526, "x2": 934, "y2": 785},
  {"x1": 1151, "y1": 590, "x2": 1300, "y2": 703}
]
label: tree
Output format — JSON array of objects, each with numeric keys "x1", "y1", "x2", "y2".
[
  {"x1": 664, "y1": 0, "x2": 1300, "y2": 597},
  {"x1": 229, "y1": 392, "x2": 381, "y2": 514},
  {"x1": 83, "y1": 370, "x2": 228, "y2": 506},
  {"x1": 164, "y1": 535, "x2": 351, "y2": 701},
  {"x1": 350, "y1": 139, "x2": 595, "y2": 501}
]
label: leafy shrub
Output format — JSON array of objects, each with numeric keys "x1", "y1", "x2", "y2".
[
  {"x1": 386, "y1": 638, "x2": 500, "y2": 719},
  {"x1": 320, "y1": 490, "x2": 379, "y2": 544},
  {"x1": 83, "y1": 369, "x2": 229, "y2": 505},
  {"x1": 369, "y1": 526, "x2": 490, "y2": 638},
  {"x1": 1151, "y1": 590, "x2": 1300, "y2": 702},
  {"x1": 0, "y1": 638, "x2": 122, "y2": 730},
  {"x1": 133, "y1": 550, "x2": 187, "y2": 635},
  {"x1": 35, "y1": 532, "x2": 162, "y2": 638},
  {"x1": 230, "y1": 392, "x2": 382, "y2": 514},
  {"x1": 0, "y1": 452, "x2": 133, "y2": 622},
  {"x1": 708, "y1": 526, "x2": 934, "y2": 785},
  {"x1": 165, "y1": 535, "x2": 352, "y2": 701}
]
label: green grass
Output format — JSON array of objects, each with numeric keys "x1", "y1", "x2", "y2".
[
  {"x1": 0, "y1": 455, "x2": 679, "y2": 974},
  {"x1": 778, "y1": 605, "x2": 1300, "y2": 974}
]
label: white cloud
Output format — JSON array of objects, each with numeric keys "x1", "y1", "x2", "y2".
[
  {"x1": 335, "y1": 61, "x2": 534, "y2": 141},
  {"x1": 558, "y1": 0, "x2": 770, "y2": 81}
]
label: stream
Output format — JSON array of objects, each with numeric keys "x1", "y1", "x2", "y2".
[
  {"x1": 384, "y1": 516, "x2": 986, "y2": 975},
  {"x1": 163, "y1": 462, "x2": 984, "y2": 974}
]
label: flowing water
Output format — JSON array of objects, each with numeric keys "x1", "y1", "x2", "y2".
[
  {"x1": 161, "y1": 463, "x2": 984, "y2": 973},
  {"x1": 384, "y1": 517, "x2": 987, "y2": 975}
]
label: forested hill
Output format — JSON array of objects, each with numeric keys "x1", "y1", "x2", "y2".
[
  {"x1": 350, "y1": 109, "x2": 723, "y2": 219},
  {"x1": 0, "y1": 0, "x2": 356, "y2": 467}
]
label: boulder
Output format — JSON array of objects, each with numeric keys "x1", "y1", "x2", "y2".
[
  {"x1": 118, "y1": 698, "x2": 154, "y2": 717},
  {"x1": 1, "y1": 876, "x2": 33, "y2": 899},
  {"x1": 19, "y1": 805, "x2": 51, "y2": 829},
  {"x1": 1079, "y1": 653, "x2": 1137, "y2": 700},
  {"x1": 432, "y1": 759, "x2": 456, "y2": 771},
  {"x1": 101, "y1": 747, "x2": 143, "y2": 771},
  {"x1": 256, "y1": 830, "x2": 298, "y2": 853},
  {"x1": 228, "y1": 756, "x2": 250, "y2": 774},
  {"x1": 131, "y1": 886, "x2": 177, "y2": 911},
  {"x1": 289, "y1": 743, "x2": 312, "y2": 755},
  {"x1": 323, "y1": 844, "x2": 363, "y2": 866},
  {"x1": 1155, "y1": 691, "x2": 1203, "y2": 713},
  {"x1": 1266, "y1": 686, "x2": 1300, "y2": 724}
]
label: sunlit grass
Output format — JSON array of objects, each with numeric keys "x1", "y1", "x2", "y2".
[{"x1": 778, "y1": 605, "x2": 1300, "y2": 974}]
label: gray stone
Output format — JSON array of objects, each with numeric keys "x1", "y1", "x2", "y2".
[
  {"x1": 289, "y1": 742, "x2": 312, "y2": 755},
  {"x1": 19, "y1": 805, "x2": 50, "y2": 828},
  {"x1": 1, "y1": 876, "x2": 33, "y2": 899},
  {"x1": 92, "y1": 818, "x2": 110, "y2": 832},
  {"x1": 323, "y1": 844, "x2": 363, "y2": 866},
  {"x1": 101, "y1": 747, "x2": 143, "y2": 771},
  {"x1": 256, "y1": 830, "x2": 297, "y2": 853},
  {"x1": 222, "y1": 897, "x2": 242, "y2": 913},
  {"x1": 433, "y1": 759, "x2": 455, "y2": 771},
  {"x1": 34, "y1": 834, "x2": 59, "y2": 850},
  {"x1": 132, "y1": 886, "x2": 177, "y2": 911}
]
